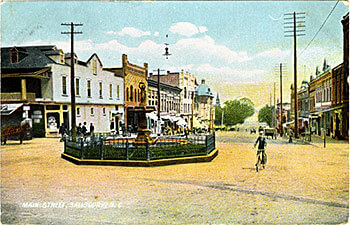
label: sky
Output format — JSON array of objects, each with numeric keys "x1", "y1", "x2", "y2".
[{"x1": 1, "y1": 1, "x2": 349, "y2": 108}]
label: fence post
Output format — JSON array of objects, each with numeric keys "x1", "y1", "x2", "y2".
[
  {"x1": 213, "y1": 132, "x2": 216, "y2": 150},
  {"x1": 126, "y1": 139, "x2": 129, "y2": 160},
  {"x1": 146, "y1": 141, "x2": 150, "y2": 160},
  {"x1": 63, "y1": 139, "x2": 66, "y2": 154},
  {"x1": 205, "y1": 134, "x2": 208, "y2": 155},
  {"x1": 100, "y1": 141, "x2": 104, "y2": 160},
  {"x1": 80, "y1": 138, "x2": 84, "y2": 159}
]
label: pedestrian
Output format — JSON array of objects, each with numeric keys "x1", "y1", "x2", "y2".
[
  {"x1": 288, "y1": 128, "x2": 293, "y2": 143},
  {"x1": 253, "y1": 131, "x2": 267, "y2": 172},
  {"x1": 59, "y1": 123, "x2": 66, "y2": 142},
  {"x1": 82, "y1": 122, "x2": 87, "y2": 136},
  {"x1": 77, "y1": 123, "x2": 82, "y2": 136},
  {"x1": 258, "y1": 126, "x2": 264, "y2": 133},
  {"x1": 90, "y1": 123, "x2": 95, "y2": 135}
]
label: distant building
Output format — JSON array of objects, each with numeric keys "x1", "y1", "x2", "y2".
[
  {"x1": 147, "y1": 72, "x2": 182, "y2": 133},
  {"x1": 331, "y1": 13, "x2": 349, "y2": 139},
  {"x1": 179, "y1": 70, "x2": 197, "y2": 128},
  {"x1": 194, "y1": 79, "x2": 214, "y2": 132},
  {"x1": 297, "y1": 80, "x2": 310, "y2": 128},
  {"x1": 215, "y1": 93, "x2": 221, "y2": 107},
  {"x1": 105, "y1": 54, "x2": 148, "y2": 133},
  {"x1": 1, "y1": 45, "x2": 124, "y2": 137},
  {"x1": 309, "y1": 59, "x2": 332, "y2": 136}
]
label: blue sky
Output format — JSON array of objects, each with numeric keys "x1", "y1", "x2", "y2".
[{"x1": 1, "y1": 1, "x2": 348, "y2": 107}]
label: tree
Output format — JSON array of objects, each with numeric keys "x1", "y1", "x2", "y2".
[
  {"x1": 258, "y1": 105, "x2": 273, "y2": 127},
  {"x1": 214, "y1": 105, "x2": 222, "y2": 125},
  {"x1": 222, "y1": 97, "x2": 255, "y2": 126}
]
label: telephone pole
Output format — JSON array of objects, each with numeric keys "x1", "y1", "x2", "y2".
[
  {"x1": 284, "y1": 12, "x2": 305, "y2": 138},
  {"x1": 275, "y1": 63, "x2": 287, "y2": 136},
  {"x1": 61, "y1": 22, "x2": 83, "y2": 141}
]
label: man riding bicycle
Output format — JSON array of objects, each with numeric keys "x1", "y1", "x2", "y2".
[{"x1": 254, "y1": 131, "x2": 267, "y2": 172}]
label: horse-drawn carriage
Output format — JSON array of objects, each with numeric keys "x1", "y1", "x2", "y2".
[{"x1": 264, "y1": 128, "x2": 276, "y2": 139}]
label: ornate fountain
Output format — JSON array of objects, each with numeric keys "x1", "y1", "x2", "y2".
[{"x1": 130, "y1": 82, "x2": 157, "y2": 145}]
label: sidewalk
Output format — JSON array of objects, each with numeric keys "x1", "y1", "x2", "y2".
[{"x1": 277, "y1": 133, "x2": 348, "y2": 146}]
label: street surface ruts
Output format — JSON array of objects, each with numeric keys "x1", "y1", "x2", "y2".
[{"x1": 1, "y1": 131, "x2": 349, "y2": 224}]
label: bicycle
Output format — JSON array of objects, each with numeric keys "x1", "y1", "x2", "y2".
[{"x1": 254, "y1": 148, "x2": 267, "y2": 172}]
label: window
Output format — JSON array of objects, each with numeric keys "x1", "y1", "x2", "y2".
[
  {"x1": 62, "y1": 76, "x2": 67, "y2": 95},
  {"x1": 92, "y1": 60, "x2": 97, "y2": 75},
  {"x1": 91, "y1": 107, "x2": 94, "y2": 115},
  {"x1": 134, "y1": 89, "x2": 137, "y2": 102},
  {"x1": 77, "y1": 107, "x2": 81, "y2": 117},
  {"x1": 60, "y1": 51, "x2": 65, "y2": 64},
  {"x1": 103, "y1": 107, "x2": 106, "y2": 115},
  {"x1": 109, "y1": 84, "x2": 113, "y2": 99},
  {"x1": 10, "y1": 48, "x2": 18, "y2": 64},
  {"x1": 117, "y1": 85, "x2": 120, "y2": 99},
  {"x1": 76, "y1": 78, "x2": 80, "y2": 96},
  {"x1": 87, "y1": 80, "x2": 91, "y2": 98},
  {"x1": 130, "y1": 85, "x2": 133, "y2": 101},
  {"x1": 99, "y1": 82, "x2": 103, "y2": 98},
  {"x1": 184, "y1": 87, "x2": 187, "y2": 98},
  {"x1": 126, "y1": 87, "x2": 129, "y2": 101}
]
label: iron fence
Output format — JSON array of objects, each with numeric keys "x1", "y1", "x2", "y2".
[{"x1": 64, "y1": 132, "x2": 215, "y2": 161}]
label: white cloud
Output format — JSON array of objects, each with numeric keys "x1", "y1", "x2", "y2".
[
  {"x1": 198, "y1": 26, "x2": 208, "y2": 33},
  {"x1": 154, "y1": 32, "x2": 159, "y2": 37},
  {"x1": 174, "y1": 35, "x2": 252, "y2": 63},
  {"x1": 117, "y1": 27, "x2": 151, "y2": 38},
  {"x1": 107, "y1": 31, "x2": 117, "y2": 35},
  {"x1": 169, "y1": 22, "x2": 199, "y2": 37},
  {"x1": 255, "y1": 48, "x2": 290, "y2": 59}
]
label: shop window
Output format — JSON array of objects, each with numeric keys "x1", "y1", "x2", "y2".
[
  {"x1": 77, "y1": 107, "x2": 81, "y2": 117},
  {"x1": 47, "y1": 112, "x2": 60, "y2": 129},
  {"x1": 63, "y1": 105, "x2": 68, "y2": 110}
]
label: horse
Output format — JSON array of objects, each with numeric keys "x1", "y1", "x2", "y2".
[{"x1": 1, "y1": 123, "x2": 30, "y2": 145}]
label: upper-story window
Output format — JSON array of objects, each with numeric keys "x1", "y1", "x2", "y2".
[
  {"x1": 92, "y1": 60, "x2": 97, "y2": 75},
  {"x1": 126, "y1": 87, "x2": 129, "y2": 101},
  {"x1": 117, "y1": 85, "x2": 120, "y2": 99},
  {"x1": 184, "y1": 87, "x2": 187, "y2": 98},
  {"x1": 109, "y1": 84, "x2": 113, "y2": 99},
  {"x1": 99, "y1": 82, "x2": 103, "y2": 99},
  {"x1": 87, "y1": 80, "x2": 92, "y2": 98},
  {"x1": 10, "y1": 47, "x2": 18, "y2": 64},
  {"x1": 60, "y1": 51, "x2": 65, "y2": 64},
  {"x1": 130, "y1": 85, "x2": 134, "y2": 102},
  {"x1": 62, "y1": 76, "x2": 67, "y2": 95},
  {"x1": 75, "y1": 78, "x2": 80, "y2": 96}
]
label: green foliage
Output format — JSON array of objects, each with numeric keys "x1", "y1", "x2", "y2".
[
  {"x1": 65, "y1": 143, "x2": 207, "y2": 160},
  {"x1": 258, "y1": 105, "x2": 273, "y2": 127},
  {"x1": 222, "y1": 97, "x2": 255, "y2": 126},
  {"x1": 214, "y1": 106, "x2": 223, "y2": 125}
]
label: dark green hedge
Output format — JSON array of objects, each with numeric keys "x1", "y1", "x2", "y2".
[{"x1": 65, "y1": 143, "x2": 207, "y2": 160}]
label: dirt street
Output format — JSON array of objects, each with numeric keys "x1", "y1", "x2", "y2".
[{"x1": 1, "y1": 131, "x2": 349, "y2": 224}]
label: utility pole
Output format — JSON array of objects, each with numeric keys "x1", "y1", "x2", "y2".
[
  {"x1": 275, "y1": 63, "x2": 287, "y2": 136},
  {"x1": 154, "y1": 68, "x2": 165, "y2": 136},
  {"x1": 61, "y1": 22, "x2": 83, "y2": 141},
  {"x1": 273, "y1": 82, "x2": 276, "y2": 128},
  {"x1": 284, "y1": 12, "x2": 305, "y2": 138}
]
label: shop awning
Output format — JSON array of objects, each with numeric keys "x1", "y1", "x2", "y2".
[{"x1": 0, "y1": 103, "x2": 23, "y2": 116}]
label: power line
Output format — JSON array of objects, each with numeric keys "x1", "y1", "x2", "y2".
[{"x1": 300, "y1": 1, "x2": 339, "y2": 56}]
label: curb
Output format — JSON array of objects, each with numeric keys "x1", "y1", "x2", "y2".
[{"x1": 61, "y1": 148, "x2": 219, "y2": 167}]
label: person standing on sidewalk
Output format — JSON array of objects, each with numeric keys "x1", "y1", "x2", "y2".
[{"x1": 254, "y1": 131, "x2": 267, "y2": 172}]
